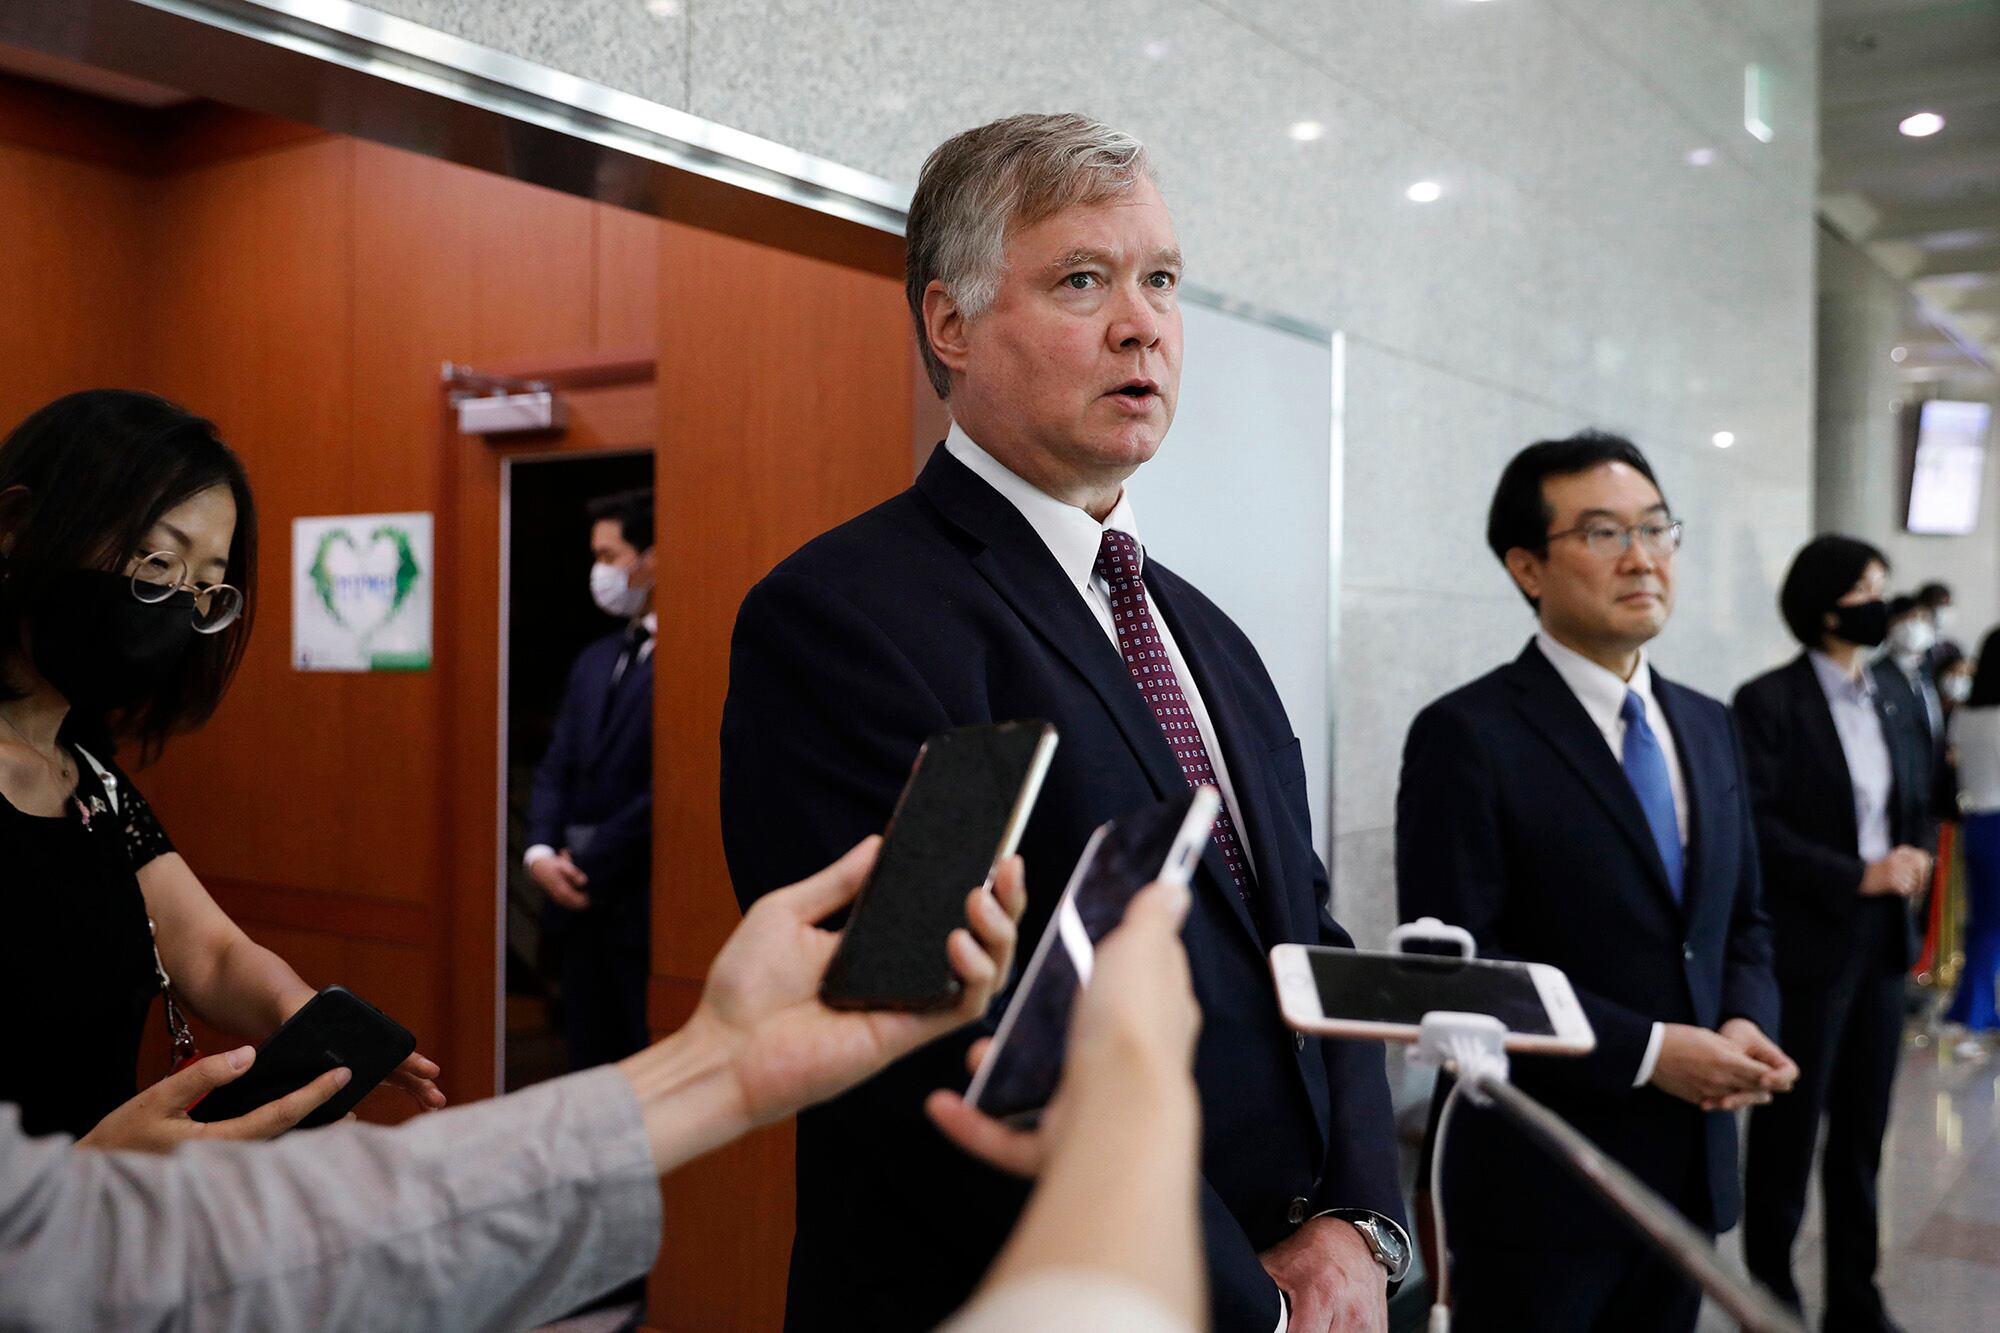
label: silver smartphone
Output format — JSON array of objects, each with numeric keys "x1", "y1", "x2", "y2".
[
  {"x1": 1269, "y1": 943, "x2": 1597, "y2": 1055},
  {"x1": 965, "y1": 786, "x2": 1221, "y2": 1122}
]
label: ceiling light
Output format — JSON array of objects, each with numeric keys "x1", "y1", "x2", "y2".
[
  {"x1": 1405, "y1": 180, "x2": 1443, "y2": 203},
  {"x1": 1890, "y1": 345, "x2": 1908, "y2": 363},
  {"x1": 1711, "y1": 431, "x2": 1735, "y2": 449},
  {"x1": 1899, "y1": 111, "x2": 1945, "y2": 138},
  {"x1": 644, "y1": 0, "x2": 682, "y2": 16},
  {"x1": 1288, "y1": 120, "x2": 1326, "y2": 143},
  {"x1": 1141, "y1": 38, "x2": 1171, "y2": 60},
  {"x1": 1686, "y1": 147, "x2": 1716, "y2": 167}
]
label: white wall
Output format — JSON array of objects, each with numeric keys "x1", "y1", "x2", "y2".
[
  {"x1": 1818, "y1": 229, "x2": 2000, "y2": 657},
  {"x1": 359, "y1": 0, "x2": 1823, "y2": 945}
]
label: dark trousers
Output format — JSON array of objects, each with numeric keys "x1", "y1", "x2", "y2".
[
  {"x1": 1449, "y1": 1232, "x2": 1702, "y2": 1333},
  {"x1": 547, "y1": 893, "x2": 651, "y2": 1072},
  {"x1": 1744, "y1": 928, "x2": 1905, "y2": 1330}
]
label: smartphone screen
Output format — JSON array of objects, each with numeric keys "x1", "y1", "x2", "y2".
[
  {"x1": 968, "y1": 788, "x2": 1214, "y2": 1121},
  {"x1": 818, "y1": 721, "x2": 1058, "y2": 1011},
  {"x1": 1305, "y1": 951, "x2": 1558, "y2": 1035}
]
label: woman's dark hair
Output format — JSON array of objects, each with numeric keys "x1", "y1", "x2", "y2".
[
  {"x1": 586, "y1": 488, "x2": 655, "y2": 551},
  {"x1": 0, "y1": 390, "x2": 256, "y2": 761},
  {"x1": 1971, "y1": 628, "x2": 2000, "y2": 709},
  {"x1": 1485, "y1": 430, "x2": 1666, "y2": 609},
  {"x1": 1777, "y1": 534, "x2": 1886, "y2": 649}
]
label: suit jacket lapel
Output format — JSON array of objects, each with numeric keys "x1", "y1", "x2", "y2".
[
  {"x1": 1653, "y1": 678, "x2": 1717, "y2": 929},
  {"x1": 1788, "y1": 655, "x2": 1859, "y2": 851},
  {"x1": 1147, "y1": 566, "x2": 1293, "y2": 948},
  {"x1": 1507, "y1": 644, "x2": 1679, "y2": 911},
  {"x1": 914, "y1": 448, "x2": 1266, "y2": 952},
  {"x1": 589, "y1": 647, "x2": 650, "y2": 762}
]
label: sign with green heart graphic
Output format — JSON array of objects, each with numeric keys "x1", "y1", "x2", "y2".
[{"x1": 292, "y1": 513, "x2": 433, "y2": 671}]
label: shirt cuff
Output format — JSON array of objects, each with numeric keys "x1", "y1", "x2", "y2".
[
  {"x1": 524, "y1": 844, "x2": 556, "y2": 868},
  {"x1": 1634, "y1": 1022, "x2": 1666, "y2": 1088}
]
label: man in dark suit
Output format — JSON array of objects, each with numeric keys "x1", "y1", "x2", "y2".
[
  {"x1": 1397, "y1": 432, "x2": 1794, "y2": 1331},
  {"x1": 1738, "y1": 537, "x2": 1936, "y2": 1332},
  {"x1": 721, "y1": 113, "x2": 1407, "y2": 1333},
  {"x1": 526, "y1": 489, "x2": 655, "y2": 1072}
]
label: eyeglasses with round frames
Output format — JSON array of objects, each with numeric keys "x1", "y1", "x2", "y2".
[
  {"x1": 130, "y1": 551, "x2": 244, "y2": 634},
  {"x1": 1543, "y1": 518, "x2": 1685, "y2": 561}
]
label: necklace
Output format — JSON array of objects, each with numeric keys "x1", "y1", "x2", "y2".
[{"x1": 0, "y1": 708, "x2": 73, "y2": 790}]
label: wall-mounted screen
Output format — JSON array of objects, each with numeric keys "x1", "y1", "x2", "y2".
[{"x1": 1906, "y1": 399, "x2": 1991, "y2": 536}]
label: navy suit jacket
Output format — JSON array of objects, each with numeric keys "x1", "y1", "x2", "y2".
[
  {"x1": 1734, "y1": 655, "x2": 1934, "y2": 983},
  {"x1": 527, "y1": 629, "x2": 653, "y2": 912},
  {"x1": 1397, "y1": 642, "x2": 1779, "y2": 1241},
  {"x1": 721, "y1": 445, "x2": 1403, "y2": 1333}
]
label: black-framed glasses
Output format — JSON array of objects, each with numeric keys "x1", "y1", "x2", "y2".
[
  {"x1": 1544, "y1": 518, "x2": 1684, "y2": 561},
  {"x1": 130, "y1": 551, "x2": 244, "y2": 634}
]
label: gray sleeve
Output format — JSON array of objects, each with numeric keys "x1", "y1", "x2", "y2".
[{"x1": 0, "y1": 1065, "x2": 662, "y2": 1332}]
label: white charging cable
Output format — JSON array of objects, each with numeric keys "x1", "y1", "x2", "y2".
[{"x1": 1413, "y1": 1011, "x2": 1510, "y2": 1333}]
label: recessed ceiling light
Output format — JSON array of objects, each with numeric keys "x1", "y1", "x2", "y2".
[
  {"x1": 1288, "y1": 120, "x2": 1326, "y2": 143},
  {"x1": 644, "y1": 0, "x2": 682, "y2": 16},
  {"x1": 1405, "y1": 180, "x2": 1443, "y2": 203},
  {"x1": 1890, "y1": 345, "x2": 1909, "y2": 363},
  {"x1": 1899, "y1": 112, "x2": 1945, "y2": 138},
  {"x1": 1686, "y1": 147, "x2": 1716, "y2": 167},
  {"x1": 1711, "y1": 431, "x2": 1736, "y2": 449},
  {"x1": 1141, "y1": 38, "x2": 1171, "y2": 60}
]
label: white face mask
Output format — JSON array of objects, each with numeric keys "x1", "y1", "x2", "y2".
[
  {"x1": 1943, "y1": 673, "x2": 1973, "y2": 705},
  {"x1": 590, "y1": 561, "x2": 649, "y2": 618},
  {"x1": 1889, "y1": 618, "x2": 1937, "y2": 658},
  {"x1": 1934, "y1": 606, "x2": 1956, "y2": 634}
]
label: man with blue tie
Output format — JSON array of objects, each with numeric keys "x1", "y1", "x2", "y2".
[
  {"x1": 526, "y1": 489, "x2": 656, "y2": 1072},
  {"x1": 1397, "y1": 432, "x2": 1796, "y2": 1330}
]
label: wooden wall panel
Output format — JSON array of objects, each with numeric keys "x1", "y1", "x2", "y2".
[
  {"x1": 594, "y1": 202, "x2": 662, "y2": 352},
  {"x1": 0, "y1": 141, "x2": 148, "y2": 431},
  {"x1": 651, "y1": 221, "x2": 914, "y2": 1332}
]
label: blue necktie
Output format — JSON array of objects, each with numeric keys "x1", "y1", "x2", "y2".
[{"x1": 1620, "y1": 691, "x2": 1684, "y2": 903}]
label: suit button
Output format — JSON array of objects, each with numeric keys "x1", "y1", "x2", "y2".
[
  {"x1": 1683, "y1": 945, "x2": 1696, "y2": 962},
  {"x1": 1287, "y1": 1197, "x2": 1309, "y2": 1225},
  {"x1": 1294, "y1": 1031, "x2": 1306, "y2": 1052}
]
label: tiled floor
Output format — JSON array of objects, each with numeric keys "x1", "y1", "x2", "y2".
[{"x1": 1698, "y1": 1031, "x2": 2000, "y2": 1332}]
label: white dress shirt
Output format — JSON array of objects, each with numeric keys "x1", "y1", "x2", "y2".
[
  {"x1": 1533, "y1": 631, "x2": 1689, "y2": 1087},
  {"x1": 945, "y1": 425, "x2": 1258, "y2": 880},
  {"x1": 1808, "y1": 651, "x2": 1894, "y2": 864},
  {"x1": 1950, "y1": 705, "x2": 2000, "y2": 815}
]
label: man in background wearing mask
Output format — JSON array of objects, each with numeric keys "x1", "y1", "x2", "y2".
[
  {"x1": 526, "y1": 489, "x2": 657, "y2": 1072},
  {"x1": 1882, "y1": 595, "x2": 1943, "y2": 748},
  {"x1": 1918, "y1": 581, "x2": 1961, "y2": 668}
]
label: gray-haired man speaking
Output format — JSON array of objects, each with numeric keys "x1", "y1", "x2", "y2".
[{"x1": 721, "y1": 114, "x2": 1408, "y2": 1333}]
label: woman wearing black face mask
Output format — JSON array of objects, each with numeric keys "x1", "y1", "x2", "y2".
[
  {"x1": 0, "y1": 390, "x2": 445, "y2": 1149},
  {"x1": 1733, "y1": 535, "x2": 1938, "y2": 1331}
]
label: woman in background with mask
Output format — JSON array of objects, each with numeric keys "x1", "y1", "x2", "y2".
[
  {"x1": 1734, "y1": 536, "x2": 1939, "y2": 1329},
  {"x1": 0, "y1": 390, "x2": 444, "y2": 1148},
  {"x1": 1944, "y1": 631, "x2": 2000, "y2": 1040}
]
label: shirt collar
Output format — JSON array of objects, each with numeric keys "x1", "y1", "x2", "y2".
[
  {"x1": 1534, "y1": 628, "x2": 1656, "y2": 732},
  {"x1": 1810, "y1": 649, "x2": 1875, "y2": 703},
  {"x1": 945, "y1": 422, "x2": 1140, "y2": 592}
]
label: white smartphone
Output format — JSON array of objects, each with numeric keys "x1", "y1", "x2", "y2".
[
  {"x1": 965, "y1": 786, "x2": 1222, "y2": 1122},
  {"x1": 1269, "y1": 943, "x2": 1596, "y2": 1055}
]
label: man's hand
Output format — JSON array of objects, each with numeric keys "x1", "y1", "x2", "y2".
[
  {"x1": 1648, "y1": 1022, "x2": 1781, "y2": 1109},
  {"x1": 530, "y1": 850, "x2": 591, "y2": 910},
  {"x1": 691, "y1": 837, "x2": 1026, "y2": 1129},
  {"x1": 1713, "y1": 1017, "x2": 1798, "y2": 1111},
  {"x1": 77, "y1": 1047, "x2": 350, "y2": 1153},
  {"x1": 1260, "y1": 1215, "x2": 1388, "y2": 1333},
  {"x1": 1861, "y1": 846, "x2": 1931, "y2": 898},
  {"x1": 925, "y1": 877, "x2": 1201, "y2": 1178}
]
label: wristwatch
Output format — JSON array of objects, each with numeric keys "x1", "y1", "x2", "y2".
[{"x1": 1318, "y1": 1208, "x2": 1413, "y2": 1286}]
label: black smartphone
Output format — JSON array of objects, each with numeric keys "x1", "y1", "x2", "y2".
[
  {"x1": 965, "y1": 787, "x2": 1218, "y2": 1122},
  {"x1": 818, "y1": 721, "x2": 1059, "y2": 1012},
  {"x1": 188, "y1": 985, "x2": 416, "y2": 1131}
]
